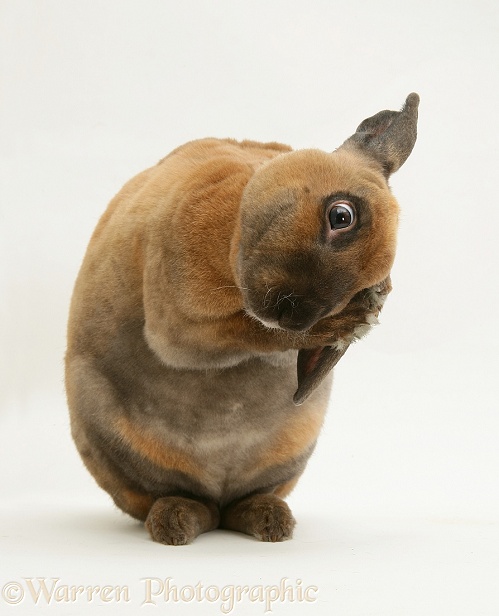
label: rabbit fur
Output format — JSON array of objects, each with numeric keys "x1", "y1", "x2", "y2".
[{"x1": 65, "y1": 94, "x2": 419, "y2": 544}]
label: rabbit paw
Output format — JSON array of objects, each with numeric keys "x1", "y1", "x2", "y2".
[
  {"x1": 254, "y1": 500, "x2": 296, "y2": 542},
  {"x1": 145, "y1": 496, "x2": 219, "y2": 545},
  {"x1": 221, "y1": 493, "x2": 296, "y2": 542},
  {"x1": 328, "y1": 276, "x2": 392, "y2": 350},
  {"x1": 363, "y1": 277, "x2": 392, "y2": 315}
]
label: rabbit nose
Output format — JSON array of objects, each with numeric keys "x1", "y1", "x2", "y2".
[{"x1": 274, "y1": 292, "x2": 324, "y2": 332}]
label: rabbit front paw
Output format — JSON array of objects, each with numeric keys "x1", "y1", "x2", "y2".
[{"x1": 328, "y1": 276, "x2": 392, "y2": 349}]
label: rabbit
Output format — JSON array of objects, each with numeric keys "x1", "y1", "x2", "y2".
[{"x1": 65, "y1": 93, "x2": 419, "y2": 545}]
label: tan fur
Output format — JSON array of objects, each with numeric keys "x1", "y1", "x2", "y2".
[
  {"x1": 273, "y1": 477, "x2": 300, "y2": 499},
  {"x1": 114, "y1": 416, "x2": 207, "y2": 481},
  {"x1": 252, "y1": 397, "x2": 326, "y2": 471},
  {"x1": 116, "y1": 489, "x2": 155, "y2": 521}
]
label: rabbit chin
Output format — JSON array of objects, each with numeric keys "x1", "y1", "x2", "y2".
[
  {"x1": 245, "y1": 304, "x2": 320, "y2": 332},
  {"x1": 244, "y1": 309, "x2": 284, "y2": 331}
]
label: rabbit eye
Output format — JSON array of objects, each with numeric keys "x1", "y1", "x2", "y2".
[{"x1": 328, "y1": 202, "x2": 355, "y2": 230}]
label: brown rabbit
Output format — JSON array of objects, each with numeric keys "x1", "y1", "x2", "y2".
[{"x1": 65, "y1": 94, "x2": 419, "y2": 544}]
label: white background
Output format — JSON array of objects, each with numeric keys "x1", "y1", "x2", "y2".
[{"x1": 1, "y1": 1, "x2": 498, "y2": 614}]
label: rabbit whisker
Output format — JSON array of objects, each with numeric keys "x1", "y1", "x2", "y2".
[
  {"x1": 262, "y1": 285, "x2": 275, "y2": 310},
  {"x1": 274, "y1": 292, "x2": 297, "y2": 309},
  {"x1": 211, "y1": 285, "x2": 250, "y2": 292}
]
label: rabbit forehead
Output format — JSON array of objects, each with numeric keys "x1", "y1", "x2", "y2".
[
  {"x1": 248, "y1": 147, "x2": 386, "y2": 197},
  {"x1": 240, "y1": 147, "x2": 397, "y2": 251}
]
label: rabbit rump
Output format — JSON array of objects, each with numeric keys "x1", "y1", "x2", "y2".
[{"x1": 65, "y1": 94, "x2": 419, "y2": 544}]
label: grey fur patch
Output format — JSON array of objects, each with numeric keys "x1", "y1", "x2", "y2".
[{"x1": 67, "y1": 320, "x2": 329, "y2": 508}]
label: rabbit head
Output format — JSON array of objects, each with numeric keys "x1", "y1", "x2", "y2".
[{"x1": 232, "y1": 94, "x2": 419, "y2": 334}]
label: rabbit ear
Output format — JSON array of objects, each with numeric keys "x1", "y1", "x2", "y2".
[
  {"x1": 341, "y1": 93, "x2": 419, "y2": 176},
  {"x1": 293, "y1": 344, "x2": 350, "y2": 406}
]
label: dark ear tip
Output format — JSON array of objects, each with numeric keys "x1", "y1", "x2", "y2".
[
  {"x1": 404, "y1": 93, "x2": 420, "y2": 112},
  {"x1": 292, "y1": 390, "x2": 306, "y2": 406}
]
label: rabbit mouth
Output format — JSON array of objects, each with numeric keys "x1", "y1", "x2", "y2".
[
  {"x1": 247, "y1": 307, "x2": 325, "y2": 334},
  {"x1": 247, "y1": 312, "x2": 284, "y2": 331},
  {"x1": 294, "y1": 344, "x2": 349, "y2": 405}
]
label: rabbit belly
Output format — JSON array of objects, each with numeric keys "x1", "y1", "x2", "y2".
[{"x1": 67, "y1": 341, "x2": 330, "y2": 518}]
